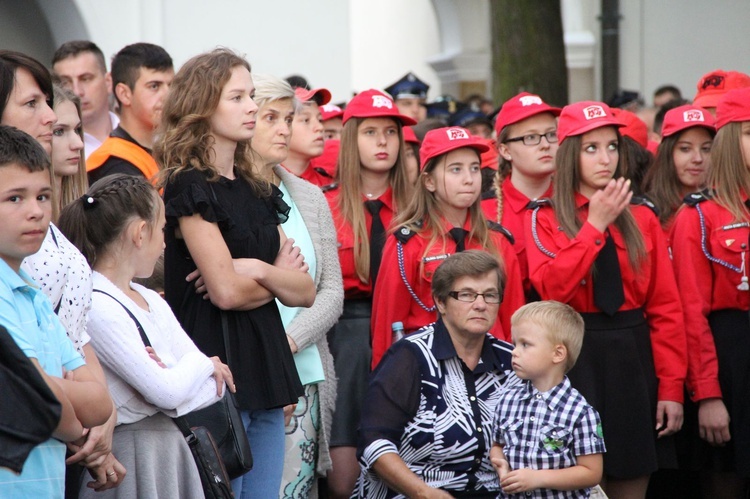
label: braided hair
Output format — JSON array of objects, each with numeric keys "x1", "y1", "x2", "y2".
[
  {"x1": 58, "y1": 174, "x2": 160, "y2": 267},
  {"x1": 492, "y1": 126, "x2": 513, "y2": 223}
]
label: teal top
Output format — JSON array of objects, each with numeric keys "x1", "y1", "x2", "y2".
[
  {"x1": 277, "y1": 181, "x2": 325, "y2": 385},
  {"x1": 0, "y1": 258, "x2": 84, "y2": 498}
]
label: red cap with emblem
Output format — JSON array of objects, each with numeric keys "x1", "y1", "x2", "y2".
[
  {"x1": 661, "y1": 105, "x2": 716, "y2": 137},
  {"x1": 419, "y1": 127, "x2": 490, "y2": 168},
  {"x1": 557, "y1": 101, "x2": 623, "y2": 144},
  {"x1": 494, "y1": 92, "x2": 561, "y2": 136},
  {"x1": 343, "y1": 89, "x2": 417, "y2": 126}
]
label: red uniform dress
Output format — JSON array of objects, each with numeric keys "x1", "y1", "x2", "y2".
[
  {"x1": 370, "y1": 215, "x2": 525, "y2": 368},
  {"x1": 670, "y1": 192, "x2": 750, "y2": 475},
  {"x1": 481, "y1": 176, "x2": 552, "y2": 294},
  {"x1": 525, "y1": 193, "x2": 687, "y2": 478}
]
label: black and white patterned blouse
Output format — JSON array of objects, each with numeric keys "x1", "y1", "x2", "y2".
[
  {"x1": 492, "y1": 373, "x2": 606, "y2": 498},
  {"x1": 21, "y1": 223, "x2": 92, "y2": 356},
  {"x1": 353, "y1": 318, "x2": 513, "y2": 498}
]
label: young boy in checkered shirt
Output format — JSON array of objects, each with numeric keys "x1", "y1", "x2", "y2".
[{"x1": 490, "y1": 301, "x2": 606, "y2": 498}]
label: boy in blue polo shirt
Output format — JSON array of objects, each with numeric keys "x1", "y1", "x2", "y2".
[
  {"x1": 0, "y1": 126, "x2": 112, "y2": 498},
  {"x1": 490, "y1": 301, "x2": 606, "y2": 498}
]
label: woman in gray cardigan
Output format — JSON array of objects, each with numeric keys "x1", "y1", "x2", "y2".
[{"x1": 250, "y1": 73, "x2": 343, "y2": 499}]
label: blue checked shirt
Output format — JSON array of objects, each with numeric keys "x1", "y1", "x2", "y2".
[{"x1": 492, "y1": 373, "x2": 606, "y2": 498}]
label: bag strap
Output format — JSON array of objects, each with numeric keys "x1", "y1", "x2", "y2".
[
  {"x1": 92, "y1": 289, "x2": 152, "y2": 347},
  {"x1": 220, "y1": 311, "x2": 231, "y2": 366}
]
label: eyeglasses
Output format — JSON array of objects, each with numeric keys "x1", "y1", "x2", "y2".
[
  {"x1": 505, "y1": 131, "x2": 558, "y2": 146},
  {"x1": 448, "y1": 290, "x2": 503, "y2": 304}
]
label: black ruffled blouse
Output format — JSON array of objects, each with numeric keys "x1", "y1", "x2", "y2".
[{"x1": 163, "y1": 167, "x2": 302, "y2": 411}]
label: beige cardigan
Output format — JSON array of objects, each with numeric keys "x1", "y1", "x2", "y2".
[{"x1": 274, "y1": 165, "x2": 343, "y2": 475}]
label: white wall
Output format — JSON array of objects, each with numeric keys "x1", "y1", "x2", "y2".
[
  {"x1": 620, "y1": 0, "x2": 750, "y2": 106},
  {"x1": 350, "y1": 0, "x2": 442, "y2": 99},
  {"x1": 72, "y1": 0, "x2": 353, "y2": 103},
  {"x1": 5, "y1": 0, "x2": 749, "y2": 108}
]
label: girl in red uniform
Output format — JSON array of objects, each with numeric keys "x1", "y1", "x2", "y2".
[
  {"x1": 642, "y1": 104, "x2": 715, "y2": 237},
  {"x1": 670, "y1": 87, "x2": 750, "y2": 497},
  {"x1": 284, "y1": 87, "x2": 334, "y2": 187},
  {"x1": 525, "y1": 101, "x2": 687, "y2": 499},
  {"x1": 371, "y1": 126, "x2": 524, "y2": 368},
  {"x1": 481, "y1": 92, "x2": 560, "y2": 296},
  {"x1": 324, "y1": 89, "x2": 415, "y2": 499}
]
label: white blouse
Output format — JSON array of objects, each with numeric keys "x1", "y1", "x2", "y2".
[
  {"x1": 21, "y1": 223, "x2": 92, "y2": 356},
  {"x1": 87, "y1": 272, "x2": 221, "y2": 425}
]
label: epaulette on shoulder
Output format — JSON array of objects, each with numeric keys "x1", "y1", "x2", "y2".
[
  {"x1": 527, "y1": 197, "x2": 552, "y2": 210},
  {"x1": 321, "y1": 182, "x2": 338, "y2": 193},
  {"x1": 314, "y1": 167, "x2": 333, "y2": 179},
  {"x1": 394, "y1": 224, "x2": 420, "y2": 244},
  {"x1": 481, "y1": 189, "x2": 496, "y2": 201},
  {"x1": 486, "y1": 220, "x2": 515, "y2": 245},
  {"x1": 630, "y1": 195, "x2": 660, "y2": 216},
  {"x1": 683, "y1": 188, "x2": 714, "y2": 207}
]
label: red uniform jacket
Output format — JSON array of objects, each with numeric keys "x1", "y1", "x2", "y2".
[
  {"x1": 296, "y1": 163, "x2": 335, "y2": 188},
  {"x1": 370, "y1": 215, "x2": 525, "y2": 368},
  {"x1": 481, "y1": 176, "x2": 552, "y2": 294},
  {"x1": 670, "y1": 193, "x2": 750, "y2": 402},
  {"x1": 326, "y1": 187, "x2": 395, "y2": 299},
  {"x1": 525, "y1": 193, "x2": 687, "y2": 403}
]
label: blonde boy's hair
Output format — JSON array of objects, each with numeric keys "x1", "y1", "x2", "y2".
[{"x1": 511, "y1": 301, "x2": 584, "y2": 372}]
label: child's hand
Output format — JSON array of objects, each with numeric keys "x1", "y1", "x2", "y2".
[
  {"x1": 145, "y1": 346, "x2": 167, "y2": 368},
  {"x1": 490, "y1": 455, "x2": 511, "y2": 480},
  {"x1": 501, "y1": 468, "x2": 540, "y2": 494},
  {"x1": 210, "y1": 356, "x2": 234, "y2": 396}
]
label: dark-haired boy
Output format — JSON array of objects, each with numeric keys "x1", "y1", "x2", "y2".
[
  {"x1": 86, "y1": 43, "x2": 174, "y2": 184},
  {"x1": 0, "y1": 125, "x2": 112, "y2": 498}
]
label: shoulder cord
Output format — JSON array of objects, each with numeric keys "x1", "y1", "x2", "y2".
[
  {"x1": 531, "y1": 207, "x2": 557, "y2": 259},
  {"x1": 696, "y1": 204, "x2": 742, "y2": 273},
  {"x1": 397, "y1": 240, "x2": 436, "y2": 313}
]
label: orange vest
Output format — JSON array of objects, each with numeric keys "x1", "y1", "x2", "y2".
[{"x1": 86, "y1": 137, "x2": 160, "y2": 182}]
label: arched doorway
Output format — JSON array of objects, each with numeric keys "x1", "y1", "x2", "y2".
[{"x1": 0, "y1": 0, "x2": 88, "y2": 66}]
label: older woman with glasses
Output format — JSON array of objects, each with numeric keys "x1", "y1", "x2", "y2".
[{"x1": 353, "y1": 250, "x2": 514, "y2": 499}]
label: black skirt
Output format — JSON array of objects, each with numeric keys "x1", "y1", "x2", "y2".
[
  {"x1": 327, "y1": 299, "x2": 372, "y2": 447},
  {"x1": 676, "y1": 309, "x2": 750, "y2": 477},
  {"x1": 569, "y1": 309, "x2": 676, "y2": 479}
]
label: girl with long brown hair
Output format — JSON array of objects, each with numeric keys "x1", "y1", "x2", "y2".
[
  {"x1": 525, "y1": 101, "x2": 687, "y2": 499},
  {"x1": 481, "y1": 92, "x2": 560, "y2": 297},
  {"x1": 370, "y1": 126, "x2": 525, "y2": 368},
  {"x1": 643, "y1": 105, "x2": 715, "y2": 235},
  {"x1": 670, "y1": 87, "x2": 750, "y2": 497},
  {"x1": 155, "y1": 48, "x2": 315, "y2": 499},
  {"x1": 324, "y1": 89, "x2": 414, "y2": 498}
]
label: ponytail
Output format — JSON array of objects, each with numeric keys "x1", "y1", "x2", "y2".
[{"x1": 58, "y1": 174, "x2": 160, "y2": 267}]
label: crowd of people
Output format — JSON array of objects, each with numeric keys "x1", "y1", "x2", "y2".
[{"x1": 0, "y1": 38, "x2": 749, "y2": 499}]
